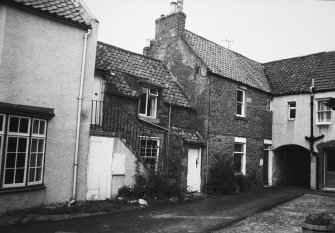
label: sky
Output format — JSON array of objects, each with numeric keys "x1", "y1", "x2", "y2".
[{"x1": 84, "y1": 0, "x2": 335, "y2": 63}]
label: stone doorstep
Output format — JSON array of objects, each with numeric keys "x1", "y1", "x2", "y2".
[{"x1": 0, "y1": 212, "x2": 107, "y2": 227}]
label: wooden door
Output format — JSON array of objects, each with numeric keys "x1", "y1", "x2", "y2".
[
  {"x1": 263, "y1": 150, "x2": 269, "y2": 185},
  {"x1": 187, "y1": 148, "x2": 201, "y2": 192},
  {"x1": 86, "y1": 136, "x2": 114, "y2": 200}
]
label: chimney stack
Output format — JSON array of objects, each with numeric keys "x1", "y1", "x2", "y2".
[
  {"x1": 170, "y1": 2, "x2": 177, "y2": 13},
  {"x1": 177, "y1": 0, "x2": 183, "y2": 12}
]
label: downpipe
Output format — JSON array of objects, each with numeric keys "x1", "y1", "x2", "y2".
[{"x1": 69, "y1": 29, "x2": 91, "y2": 207}]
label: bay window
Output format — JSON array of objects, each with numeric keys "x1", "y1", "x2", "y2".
[{"x1": 0, "y1": 115, "x2": 48, "y2": 189}]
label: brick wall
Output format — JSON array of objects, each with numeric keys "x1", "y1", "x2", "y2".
[{"x1": 148, "y1": 11, "x2": 273, "y2": 186}]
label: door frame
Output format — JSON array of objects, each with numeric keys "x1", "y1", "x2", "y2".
[{"x1": 187, "y1": 147, "x2": 202, "y2": 192}]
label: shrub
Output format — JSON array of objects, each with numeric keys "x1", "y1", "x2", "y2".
[
  {"x1": 118, "y1": 173, "x2": 181, "y2": 199},
  {"x1": 117, "y1": 186, "x2": 134, "y2": 198},
  {"x1": 304, "y1": 213, "x2": 335, "y2": 226},
  {"x1": 207, "y1": 154, "x2": 237, "y2": 194},
  {"x1": 207, "y1": 153, "x2": 261, "y2": 194}
]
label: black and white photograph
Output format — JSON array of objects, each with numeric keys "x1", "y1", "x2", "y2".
[{"x1": 0, "y1": 0, "x2": 335, "y2": 232}]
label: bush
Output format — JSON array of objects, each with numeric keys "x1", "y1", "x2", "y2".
[
  {"x1": 118, "y1": 173, "x2": 181, "y2": 199},
  {"x1": 304, "y1": 213, "x2": 335, "y2": 226},
  {"x1": 207, "y1": 155, "x2": 237, "y2": 194},
  {"x1": 207, "y1": 153, "x2": 261, "y2": 194}
]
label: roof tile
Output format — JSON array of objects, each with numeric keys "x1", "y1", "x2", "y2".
[
  {"x1": 8, "y1": 0, "x2": 93, "y2": 27},
  {"x1": 96, "y1": 42, "x2": 192, "y2": 108}
]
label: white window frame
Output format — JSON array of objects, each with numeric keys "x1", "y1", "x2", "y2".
[
  {"x1": 236, "y1": 89, "x2": 246, "y2": 117},
  {"x1": 0, "y1": 114, "x2": 5, "y2": 178},
  {"x1": 139, "y1": 137, "x2": 160, "y2": 170},
  {"x1": 28, "y1": 119, "x2": 47, "y2": 185},
  {"x1": 288, "y1": 101, "x2": 296, "y2": 120},
  {"x1": 316, "y1": 99, "x2": 332, "y2": 125},
  {"x1": 234, "y1": 137, "x2": 246, "y2": 175},
  {"x1": 266, "y1": 99, "x2": 272, "y2": 111},
  {"x1": 3, "y1": 115, "x2": 31, "y2": 188},
  {"x1": 1, "y1": 115, "x2": 48, "y2": 189},
  {"x1": 139, "y1": 88, "x2": 158, "y2": 118}
]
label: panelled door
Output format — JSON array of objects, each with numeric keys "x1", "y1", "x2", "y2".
[
  {"x1": 187, "y1": 148, "x2": 201, "y2": 192},
  {"x1": 325, "y1": 148, "x2": 335, "y2": 188}
]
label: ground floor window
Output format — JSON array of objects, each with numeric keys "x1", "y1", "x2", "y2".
[
  {"x1": 0, "y1": 114, "x2": 47, "y2": 189},
  {"x1": 140, "y1": 137, "x2": 160, "y2": 170},
  {"x1": 234, "y1": 137, "x2": 246, "y2": 175}
]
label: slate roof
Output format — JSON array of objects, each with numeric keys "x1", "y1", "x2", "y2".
[
  {"x1": 6, "y1": 0, "x2": 94, "y2": 28},
  {"x1": 96, "y1": 42, "x2": 192, "y2": 108},
  {"x1": 183, "y1": 30, "x2": 271, "y2": 93},
  {"x1": 264, "y1": 52, "x2": 335, "y2": 95},
  {"x1": 172, "y1": 127, "x2": 205, "y2": 145}
]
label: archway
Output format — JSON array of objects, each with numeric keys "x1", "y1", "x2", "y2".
[{"x1": 273, "y1": 145, "x2": 310, "y2": 187}]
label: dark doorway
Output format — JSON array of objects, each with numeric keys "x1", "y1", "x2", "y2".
[
  {"x1": 325, "y1": 148, "x2": 335, "y2": 188},
  {"x1": 273, "y1": 145, "x2": 310, "y2": 187}
]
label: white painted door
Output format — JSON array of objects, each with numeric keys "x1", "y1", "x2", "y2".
[
  {"x1": 86, "y1": 136, "x2": 114, "y2": 200},
  {"x1": 187, "y1": 148, "x2": 201, "y2": 192}
]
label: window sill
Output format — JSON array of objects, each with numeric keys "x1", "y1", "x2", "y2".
[
  {"x1": 288, "y1": 119, "x2": 295, "y2": 121},
  {"x1": 138, "y1": 115, "x2": 160, "y2": 124},
  {"x1": 0, "y1": 184, "x2": 46, "y2": 195},
  {"x1": 234, "y1": 115, "x2": 248, "y2": 121},
  {"x1": 316, "y1": 123, "x2": 332, "y2": 126}
]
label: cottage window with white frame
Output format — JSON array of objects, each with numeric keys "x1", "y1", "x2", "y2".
[
  {"x1": 140, "y1": 137, "x2": 159, "y2": 170},
  {"x1": 139, "y1": 88, "x2": 158, "y2": 118},
  {"x1": 288, "y1": 102, "x2": 296, "y2": 120},
  {"x1": 234, "y1": 138, "x2": 246, "y2": 175},
  {"x1": 317, "y1": 99, "x2": 332, "y2": 124},
  {"x1": 0, "y1": 115, "x2": 47, "y2": 189},
  {"x1": 236, "y1": 89, "x2": 245, "y2": 117}
]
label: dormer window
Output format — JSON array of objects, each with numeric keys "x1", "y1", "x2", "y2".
[{"x1": 139, "y1": 88, "x2": 158, "y2": 118}]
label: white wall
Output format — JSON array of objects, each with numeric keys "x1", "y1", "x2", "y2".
[{"x1": 272, "y1": 91, "x2": 335, "y2": 151}]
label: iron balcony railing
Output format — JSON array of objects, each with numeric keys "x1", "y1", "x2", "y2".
[{"x1": 90, "y1": 100, "x2": 176, "y2": 177}]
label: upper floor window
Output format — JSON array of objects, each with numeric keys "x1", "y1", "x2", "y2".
[
  {"x1": 0, "y1": 115, "x2": 47, "y2": 189},
  {"x1": 236, "y1": 89, "x2": 245, "y2": 117},
  {"x1": 140, "y1": 137, "x2": 160, "y2": 170},
  {"x1": 288, "y1": 102, "x2": 296, "y2": 120},
  {"x1": 139, "y1": 88, "x2": 158, "y2": 118},
  {"x1": 317, "y1": 99, "x2": 332, "y2": 125}
]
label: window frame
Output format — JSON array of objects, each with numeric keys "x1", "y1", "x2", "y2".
[
  {"x1": 266, "y1": 99, "x2": 272, "y2": 111},
  {"x1": 316, "y1": 98, "x2": 332, "y2": 125},
  {"x1": 234, "y1": 137, "x2": 246, "y2": 175},
  {"x1": 288, "y1": 101, "x2": 296, "y2": 120},
  {"x1": 139, "y1": 137, "x2": 160, "y2": 171},
  {"x1": 0, "y1": 115, "x2": 48, "y2": 190},
  {"x1": 139, "y1": 87, "x2": 158, "y2": 118},
  {"x1": 236, "y1": 89, "x2": 246, "y2": 117}
]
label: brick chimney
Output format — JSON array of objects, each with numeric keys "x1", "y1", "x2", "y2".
[{"x1": 146, "y1": 1, "x2": 186, "y2": 60}]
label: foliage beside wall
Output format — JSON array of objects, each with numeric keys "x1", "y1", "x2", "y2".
[{"x1": 207, "y1": 153, "x2": 262, "y2": 194}]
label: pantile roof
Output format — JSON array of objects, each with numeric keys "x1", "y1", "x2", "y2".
[
  {"x1": 172, "y1": 127, "x2": 205, "y2": 145},
  {"x1": 7, "y1": 0, "x2": 94, "y2": 28},
  {"x1": 264, "y1": 52, "x2": 335, "y2": 95},
  {"x1": 183, "y1": 30, "x2": 271, "y2": 93},
  {"x1": 96, "y1": 42, "x2": 192, "y2": 108}
]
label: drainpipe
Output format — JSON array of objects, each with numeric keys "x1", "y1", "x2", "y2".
[
  {"x1": 167, "y1": 104, "x2": 172, "y2": 156},
  {"x1": 305, "y1": 79, "x2": 324, "y2": 190},
  {"x1": 205, "y1": 75, "x2": 211, "y2": 194},
  {"x1": 69, "y1": 29, "x2": 91, "y2": 206}
]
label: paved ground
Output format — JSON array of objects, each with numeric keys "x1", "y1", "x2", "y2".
[
  {"x1": 214, "y1": 193, "x2": 335, "y2": 233},
  {"x1": 0, "y1": 186, "x2": 305, "y2": 233}
]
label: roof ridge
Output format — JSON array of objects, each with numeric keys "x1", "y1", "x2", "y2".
[
  {"x1": 97, "y1": 41, "x2": 164, "y2": 64},
  {"x1": 184, "y1": 29, "x2": 262, "y2": 64},
  {"x1": 263, "y1": 52, "x2": 326, "y2": 65}
]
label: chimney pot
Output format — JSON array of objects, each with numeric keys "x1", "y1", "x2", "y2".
[
  {"x1": 170, "y1": 2, "x2": 177, "y2": 13},
  {"x1": 161, "y1": 14, "x2": 165, "y2": 17},
  {"x1": 177, "y1": 0, "x2": 183, "y2": 12}
]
